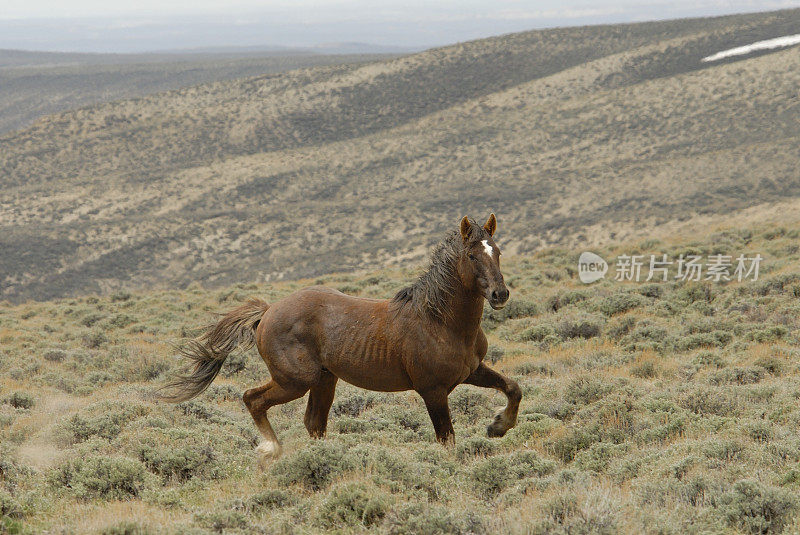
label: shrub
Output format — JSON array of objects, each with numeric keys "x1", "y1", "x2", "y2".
[
  {"x1": 702, "y1": 439, "x2": 744, "y2": 462},
  {"x1": 598, "y1": 293, "x2": 646, "y2": 316},
  {"x1": 332, "y1": 391, "x2": 377, "y2": 417},
  {"x1": 449, "y1": 388, "x2": 490, "y2": 423},
  {"x1": 177, "y1": 400, "x2": 221, "y2": 421},
  {"x1": 719, "y1": 480, "x2": 795, "y2": 534},
  {"x1": 316, "y1": 482, "x2": 388, "y2": 528},
  {"x1": 247, "y1": 489, "x2": 296, "y2": 511},
  {"x1": 82, "y1": 330, "x2": 110, "y2": 349},
  {"x1": 471, "y1": 457, "x2": 512, "y2": 495},
  {"x1": 630, "y1": 361, "x2": 657, "y2": 379},
  {"x1": 485, "y1": 345, "x2": 505, "y2": 364},
  {"x1": 621, "y1": 323, "x2": 669, "y2": 351},
  {"x1": 456, "y1": 437, "x2": 497, "y2": 460},
  {"x1": 0, "y1": 489, "x2": 23, "y2": 519},
  {"x1": 693, "y1": 351, "x2": 725, "y2": 368},
  {"x1": 514, "y1": 362, "x2": 553, "y2": 376},
  {"x1": 555, "y1": 314, "x2": 603, "y2": 340},
  {"x1": 44, "y1": 349, "x2": 67, "y2": 362},
  {"x1": 271, "y1": 442, "x2": 354, "y2": 490},
  {"x1": 708, "y1": 367, "x2": 764, "y2": 386},
  {"x1": 606, "y1": 316, "x2": 636, "y2": 340},
  {"x1": 99, "y1": 522, "x2": 151, "y2": 535},
  {"x1": 205, "y1": 384, "x2": 242, "y2": 402},
  {"x1": 748, "y1": 326, "x2": 788, "y2": 343},
  {"x1": 49, "y1": 456, "x2": 153, "y2": 499},
  {"x1": 543, "y1": 493, "x2": 578, "y2": 525},
  {"x1": 335, "y1": 417, "x2": 370, "y2": 434},
  {"x1": 61, "y1": 401, "x2": 148, "y2": 443},
  {"x1": 5, "y1": 392, "x2": 34, "y2": 410},
  {"x1": 638, "y1": 284, "x2": 662, "y2": 298},
  {"x1": 110, "y1": 291, "x2": 132, "y2": 302},
  {"x1": 106, "y1": 314, "x2": 136, "y2": 329},
  {"x1": 195, "y1": 510, "x2": 248, "y2": 532},
  {"x1": 565, "y1": 376, "x2": 611, "y2": 406},
  {"x1": 385, "y1": 502, "x2": 476, "y2": 535},
  {"x1": 519, "y1": 323, "x2": 556, "y2": 342},
  {"x1": 745, "y1": 421, "x2": 772, "y2": 443},
  {"x1": 81, "y1": 313, "x2": 104, "y2": 327},
  {"x1": 546, "y1": 427, "x2": 600, "y2": 463},
  {"x1": 676, "y1": 331, "x2": 732, "y2": 351},
  {"x1": 138, "y1": 443, "x2": 216, "y2": 482},
  {"x1": 754, "y1": 356, "x2": 783, "y2": 376},
  {"x1": 679, "y1": 387, "x2": 739, "y2": 416},
  {"x1": 574, "y1": 442, "x2": 628, "y2": 473},
  {"x1": 507, "y1": 450, "x2": 558, "y2": 478}
]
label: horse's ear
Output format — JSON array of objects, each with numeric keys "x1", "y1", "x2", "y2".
[
  {"x1": 483, "y1": 213, "x2": 497, "y2": 237},
  {"x1": 460, "y1": 216, "x2": 472, "y2": 240}
]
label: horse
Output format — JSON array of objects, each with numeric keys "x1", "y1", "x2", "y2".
[{"x1": 160, "y1": 214, "x2": 521, "y2": 466}]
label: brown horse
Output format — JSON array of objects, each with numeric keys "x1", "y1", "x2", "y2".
[{"x1": 161, "y1": 214, "x2": 521, "y2": 465}]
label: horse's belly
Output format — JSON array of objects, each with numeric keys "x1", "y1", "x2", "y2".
[{"x1": 326, "y1": 357, "x2": 412, "y2": 392}]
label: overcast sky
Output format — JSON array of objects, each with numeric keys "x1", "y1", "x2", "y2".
[{"x1": 1, "y1": 0, "x2": 799, "y2": 53}]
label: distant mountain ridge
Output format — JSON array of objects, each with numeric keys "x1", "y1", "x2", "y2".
[
  {"x1": 1, "y1": 8, "x2": 799, "y2": 302},
  {"x1": 0, "y1": 49, "x2": 400, "y2": 133}
]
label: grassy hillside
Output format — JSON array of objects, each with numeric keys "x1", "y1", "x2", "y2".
[
  {"x1": 0, "y1": 51, "x2": 398, "y2": 134},
  {"x1": 2, "y1": 9, "x2": 800, "y2": 302},
  {"x1": 2, "y1": 221, "x2": 800, "y2": 533}
]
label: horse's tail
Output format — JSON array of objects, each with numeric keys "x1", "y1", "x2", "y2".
[{"x1": 158, "y1": 297, "x2": 269, "y2": 403}]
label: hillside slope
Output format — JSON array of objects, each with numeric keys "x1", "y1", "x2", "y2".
[
  {"x1": 1, "y1": 221, "x2": 800, "y2": 533},
  {"x1": 0, "y1": 51, "x2": 397, "y2": 134},
  {"x1": 1, "y1": 9, "x2": 799, "y2": 302}
]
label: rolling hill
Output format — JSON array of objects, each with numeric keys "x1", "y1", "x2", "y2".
[
  {"x1": 0, "y1": 50, "x2": 399, "y2": 134},
  {"x1": 1, "y1": 8, "x2": 800, "y2": 302}
]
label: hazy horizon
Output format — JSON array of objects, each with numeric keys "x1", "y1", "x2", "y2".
[{"x1": 2, "y1": 0, "x2": 799, "y2": 54}]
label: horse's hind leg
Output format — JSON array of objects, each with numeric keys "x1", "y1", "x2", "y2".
[
  {"x1": 243, "y1": 380, "x2": 308, "y2": 468},
  {"x1": 462, "y1": 363, "x2": 522, "y2": 438},
  {"x1": 304, "y1": 370, "x2": 338, "y2": 438}
]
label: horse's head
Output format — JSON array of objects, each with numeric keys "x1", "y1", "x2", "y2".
[{"x1": 458, "y1": 214, "x2": 509, "y2": 310}]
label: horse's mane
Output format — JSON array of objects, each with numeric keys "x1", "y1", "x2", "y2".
[{"x1": 391, "y1": 220, "x2": 486, "y2": 321}]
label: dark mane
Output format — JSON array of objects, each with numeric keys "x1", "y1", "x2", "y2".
[{"x1": 392, "y1": 221, "x2": 486, "y2": 321}]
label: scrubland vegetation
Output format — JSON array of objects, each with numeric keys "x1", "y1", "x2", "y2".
[
  {"x1": 2, "y1": 9, "x2": 800, "y2": 302},
  {"x1": 2, "y1": 222, "x2": 800, "y2": 533},
  {"x1": 0, "y1": 51, "x2": 395, "y2": 135}
]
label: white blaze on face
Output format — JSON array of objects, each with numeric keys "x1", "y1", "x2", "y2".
[{"x1": 481, "y1": 239, "x2": 494, "y2": 258}]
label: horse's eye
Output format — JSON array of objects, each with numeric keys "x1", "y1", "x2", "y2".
[{"x1": 468, "y1": 253, "x2": 476, "y2": 261}]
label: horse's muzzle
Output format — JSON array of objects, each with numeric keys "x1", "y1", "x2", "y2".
[{"x1": 488, "y1": 287, "x2": 510, "y2": 310}]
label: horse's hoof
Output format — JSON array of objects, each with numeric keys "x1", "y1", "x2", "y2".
[
  {"x1": 256, "y1": 440, "x2": 282, "y2": 469},
  {"x1": 487, "y1": 414, "x2": 509, "y2": 438}
]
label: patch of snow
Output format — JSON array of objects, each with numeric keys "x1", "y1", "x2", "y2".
[{"x1": 702, "y1": 34, "x2": 800, "y2": 62}]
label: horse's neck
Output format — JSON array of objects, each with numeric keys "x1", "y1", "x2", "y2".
[{"x1": 444, "y1": 284, "x2": 484, "y2": 340}]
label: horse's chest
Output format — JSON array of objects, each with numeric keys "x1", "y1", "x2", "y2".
[{"x1": 446, "y1": 346, "x2": 480, "y2": 381}]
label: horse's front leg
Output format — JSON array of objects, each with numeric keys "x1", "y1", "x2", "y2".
[
  {"x1": 418, "y1": 387, "x2": 455, "y2": 446},
  {"x1": 463, "y1": 363, "x2": 522, "y2": 438}
]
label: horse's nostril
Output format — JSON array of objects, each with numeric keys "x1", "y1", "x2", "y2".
[
  {"x1": 500, "y1": 289, "x2": 509, "y2": 301},
  {"x1": 491, "y1": 290, "x2": 499, "y2": 301}
]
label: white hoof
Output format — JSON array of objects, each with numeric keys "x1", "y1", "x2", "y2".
[{"x1": 256, "y1": 440, "x2": 282, "y2": 468}]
